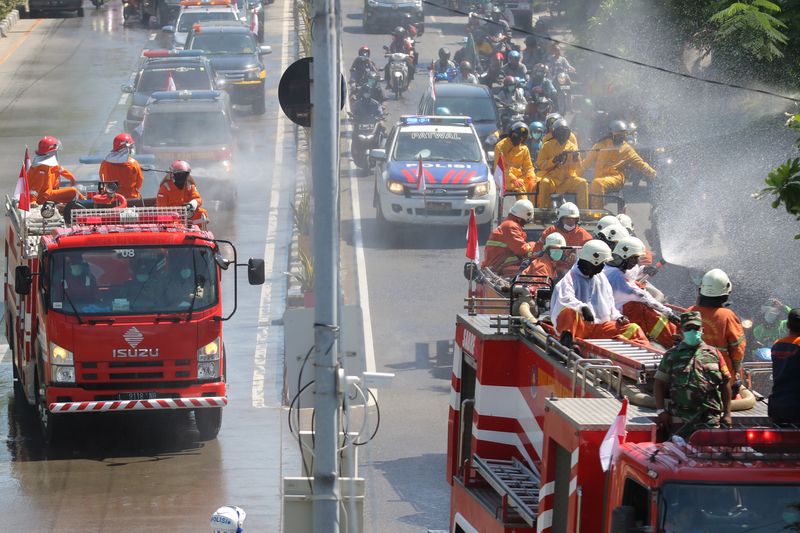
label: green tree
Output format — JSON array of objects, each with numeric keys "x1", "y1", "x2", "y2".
[
  {"x1": 759, "y1": 114, "x2": 800, "y2": 239},
  {"x1": 709, "y1": 0, "x2": 788, "y2": 61}
]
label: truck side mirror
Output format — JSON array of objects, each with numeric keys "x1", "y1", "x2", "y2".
[
  {"x1": 247, "y1": 258, "x2": 265, "y2": 285},
  {"x1": 15, "y1": 266, "x2": 32, "y2": 295},
  {"x1": 259, "y1": 45, "x2": 272, "y2": 55},
  {"x1": 610, "y1": 505, "x2": 637, "y2": 533}
]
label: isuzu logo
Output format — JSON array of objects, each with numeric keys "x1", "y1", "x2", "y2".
[
  {"x1": 113, "y1": 327, "x2": 159, "y2": 358},
  {"x1": 124, "y1": 327, "x2": 143, "y2": 348}
]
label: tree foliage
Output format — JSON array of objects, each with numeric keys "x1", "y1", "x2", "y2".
[
  {"x1": 709, "y1": 0, "x2": 788, "y2": 60},
  {"x1": 759, "y1": 115, "x2": 800, "y2": 239}
]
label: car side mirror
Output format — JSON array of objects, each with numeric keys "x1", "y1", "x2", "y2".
[
  {"x1": 248, "y1": 258, "x2": 265, "y2": 285},
  {"x1": 162, "y1": 25, "x2": 175, "y2": 33},
  {"x1": 259, "y1": 45, "x2": 272, "y2": 55},
  {"x1": 15, "y1": 266, "x2": 32, "y2": 295},
  {"x1": 121, "y1": 84, "x2": 134, "y2": 93},
  {"x1": 486, "y1": 150, "x2": 495, "y2": 163},
  {"x1": 369, "y1": 148, "x2": 386, "y2": 161}
]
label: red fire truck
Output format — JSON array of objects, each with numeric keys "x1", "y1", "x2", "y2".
[
  {"x1": 4, "y1": 197, "x2": 264, "y2": 443},
  {"x1": 448, "y1": 285, "x2": 800, "y2": 533}
]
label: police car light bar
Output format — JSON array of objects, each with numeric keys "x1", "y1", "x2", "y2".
[
  {"x1": 142, "y1": 49, "x2": 206, "y2": 58},
  {"x1": 180, "y1": 0, "x2": 231, "y2": 6},
  {"x1": 689, "y1": 428, "x2": 800, "y2": 449},
  {"x1": 149, "y1": 90, "x2": 221, "y2": 101},
  {"x1": 400, "y1": 115, "x2": 473, "y2": 126}
]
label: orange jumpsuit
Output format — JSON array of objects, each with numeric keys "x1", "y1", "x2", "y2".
[
  {"x1": 535, "y1": 224, "x2": 592, "y2": 274},
  {"x1": 556, "y1": 308, "x2": 649, "y2": 344},
  {"x1": 495, "y1": 137, "x2": 538, "y2": 199},
  {"x1": 688, "y1": 304, "x2": 747, "y2": 379},
  {"x1": 100, "y1": 159, "x2": 144, "y2": 199},
  {"x1": 622, "y1": 302, "x2": 677, "y2": 348},
  {"x1": 582, "y1": 138, "x2": 655, "y2": 209},
  {"x1": 156, "y1": 179, "x2": 208, "y2": 223},
  {"x1": 481, "y1": 217, "x2": 536, "y2": 276},
  {"x1": 535, "y1": 137, "x2": 588, "y2": 209},
  {"x1": 521, "y1": 253, "x2": 559, "y2": 295},
  {"x1": 28, "y1": 164, "x2": 81, "y2": 203}
]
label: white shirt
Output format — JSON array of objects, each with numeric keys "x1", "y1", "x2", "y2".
[
  {"x1": 603, "y1": 265, "x2": 671, "y2": 315},
  {"x1": 551, "y1": 264, "x2": 620, "y2": 332}
]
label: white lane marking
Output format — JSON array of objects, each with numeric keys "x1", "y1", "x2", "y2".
[
  {"x1": 149, "y1": 32, "x2": 157, "y2": 41},
  {"x1": 104, "y1": 120, "x2": 117, "y2": 134},
  {"x1": 118, "y1": 93, "x2": 129, "y2": 106},
  {"x1": 251, "y1": 0, "x2": 292, "y2": 409},
  {"x1": 0, "y1": 343, "x2": 9, "y2": 364}
]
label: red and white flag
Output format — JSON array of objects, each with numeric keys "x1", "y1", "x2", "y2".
[
  {"x1": 493, "y1": 152, "x2": 506, "y2": 197},
  {"x1": 466, "y1": 209, "x2": 479, "y2": 263},
  {"x1": 14, "y1": 157, "x2": 30, "y2": 212},
  {"x1": 429, "y1": 70, "x2": 436, "y2": 101},
  {"x1": 599, "y1": 397, "x2": 628, "y2": 472},
  {"x1": 166, "y1": 71, "x2": 177, "y2": 91},
  {"x1": 23, "y1": 146, "x2": 31, "y2": 173},
  {"x1": 416, "y1": 157, "x2": 426, "y2": 192}
]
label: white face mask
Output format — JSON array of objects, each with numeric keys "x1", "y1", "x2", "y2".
[
  {"x1": 180, "y1": 268, "x2": 192, "y2": 280},
  {"x1": 563, "y1": 223, "x2": 576, "y2": 231},
  {"x1": 136, "y1": 273, "x2": 149, "y2": 283}
]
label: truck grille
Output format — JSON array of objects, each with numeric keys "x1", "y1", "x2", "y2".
[
  {"x1": 220, "y1": 70, "x2": 248, "y2": 82},
  {"x1": 79, "y1": 360, "x2": 195, "y2": 385}
]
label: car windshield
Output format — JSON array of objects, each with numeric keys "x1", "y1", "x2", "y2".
[
  {"x1": 177, "y1": 11, "x2": 237, "y2": 32},
  {"x1": 433, "y1": 96, "x2": 497, "y2": 122},
  {"x1": 142, "y1": 111, "x2": 230, "y2": 146},
  {"x1": 393, "y1": 130, "x2": 482, "y2": 162},
  {"x1": 137, "y1": 67, "x2": 211, "y2": 93},
  {"x1": 659, "y1": 483, "x2": 800, "y2": 533},
  {"x1": 190, "y1": 32, "x2": 256, "y2": 54},
  {"x1": 48, "y1": 246, "x2": 218, "y2": 316}
]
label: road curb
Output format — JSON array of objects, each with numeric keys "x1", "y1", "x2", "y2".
[{"x1": 0, "y1": 8, "x2": 21, "y2": 38}]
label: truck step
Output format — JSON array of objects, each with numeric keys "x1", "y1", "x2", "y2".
[{"x1": 472, "y1": 455, "x2": 540, "y2": 527}]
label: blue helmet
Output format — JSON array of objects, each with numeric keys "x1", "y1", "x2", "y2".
[
  {"x1": 529, "y1": 121, "x2": 544, "y2": 140},
  {"x1": 508, "y1": 50, "x2": 521, "y2": 62}
]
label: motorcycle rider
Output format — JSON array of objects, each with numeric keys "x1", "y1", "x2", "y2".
[
  {"x1": 604, "y1": 236, "x2": 679, "y2": 347},
  {"x1": 432, "y1": 47, "x2": 456, "y2": 75},
  {"x1": 385, "y1": 26, "x2": 415, "y2": 85},
  {"x1": 527, "y1": 121, "x2": 544, "y2": 160},
  {"x1": 547, "y1": 43, "x2": 575, "y2": 74},
  {"x1": 99, "y1": 133, "x2": 144, "y2": 201},
  {"x1": 550, "y1": 239, "x2": 648, "y2": 348},
  {"x1": 495, "y1": 75, "x2": 527, "y2": 111},
  {"x1": 351, "y1": 85, "x2": 384, "y2": 122},
  {"x1": 156, "y1": 160, "x2": 209, "y2": 225},
  {"x1": 494, "y1": 122, "x2": 538, "y2": 200},
  {"x1": 501, "y1": 50, "x2": 528, "y2": 82},
  {"x1": 481, "y1": 199, "x2": 537, "y2": 276},
  {"x1": 455, "y1": 61, "x2": 479, "y2": 84},
  {"x1": 28, "y1": 136, "x2": 84, "y2": 204},
  {"x1": 522, "y1": 35, "x2": 545, "y2": 70},
  {"x1": 526, "y1": 63, "x2": 557, "y2": 102},
  {"x1": 349, "y1": 46, "x2": 379, "y2": 86},
  {"x1": 688, "y1": 269, "x2": 747, "y2": 381},
  {"x1": 479, "y1": 51, "x2": 505, "y2": 87},
  {"x1": 582, "y1": 120, "x2": 656, "y2": 209},
  {"x1": 536, "y1": 119, "x2": 588, "y2": 209}
]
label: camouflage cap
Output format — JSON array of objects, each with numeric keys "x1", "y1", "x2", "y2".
[{"x1": 679, "y1": 311, "x2": 702, "y2": 329}]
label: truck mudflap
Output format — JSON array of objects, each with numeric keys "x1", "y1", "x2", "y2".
[{"x1": 49, "y1": 396, "x2": 227, "y2": 413}]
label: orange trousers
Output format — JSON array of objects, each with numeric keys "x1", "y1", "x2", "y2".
[
  {"x1": 622, "y1": 301, "x2": 677, "y2": 348},
  {"x1": 556, "y1": 307, "x2": 649, "y2": 345},
  {"x1": 38, "y1": 187, "x2": 82, "y2": 203}
]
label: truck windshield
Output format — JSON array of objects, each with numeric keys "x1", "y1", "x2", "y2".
[
  {"x1": 137, "y1": 67, "x2": 211, "y2": 93},
  {"x1": 433, "y1": 96, "x2": 498, "y2": 123},
  {"x1": 393, "y1": 130, "x2": 482, "y2": 162},
  {"x1": 48, "y1": 246, "x2": 219, "y2": 316},
  {"x1": 142, "y1": 111, "x2": 230, "y2": 147},
  {"x1": 659, "y1": 483, "x2": 800, "y2": 533},
  {"x1": 189, "y1": 33, "x2": 256, "y2": 54}
]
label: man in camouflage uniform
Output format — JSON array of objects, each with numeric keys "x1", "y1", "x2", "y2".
[{"x1": 653, "y1": 311, "x2": 733, "y2": 437}]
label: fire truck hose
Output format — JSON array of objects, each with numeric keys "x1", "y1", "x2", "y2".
[{"x1": 622, "y1": 382, "x2": 757, "y2": 411}]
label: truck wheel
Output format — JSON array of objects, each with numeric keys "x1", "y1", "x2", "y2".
[
  {"x1": 77, "y1": 7, "x2": 84, "y2": 16},
  {"x1": 195, "y1": 407, "x2": 223, "y2": 440},
  {"x1": 35, "y1": 376, "x2": 60, "y2": 444},
  {"x1": 252, "y1": 95, "x2": 266, "y2": 115}
]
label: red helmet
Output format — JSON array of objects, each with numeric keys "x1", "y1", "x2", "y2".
[
  {"x1": 170, "y1": 160, "x2": 191, "y2": 173},
  {"x1": 36, "y1": 136, "x2": 61, "y2": 156},
  {"x1": 503, "y1": 75, "x2": 516, "y2": 87},
  {"x1": 113, "y1": 133, "x2": 134, "y2": 152},
  {"x1": 358, "y1": 45, "x2": 370, "y2": 58}
]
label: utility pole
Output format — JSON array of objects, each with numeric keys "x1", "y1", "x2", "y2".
[{"x1": 310, "y1": 0, "x2": 341, "y2": 527}]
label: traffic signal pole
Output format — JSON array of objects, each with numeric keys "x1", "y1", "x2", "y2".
[{"x1": 310, "y1": 0, "x2": 341, "y2": 528}]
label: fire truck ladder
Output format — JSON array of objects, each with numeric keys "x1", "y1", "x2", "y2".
[
  {"x1": 581, "y1": 338, "x2": 664, "y2": 384},
  {"x1": 471, "y1": 455, "x2": 540, "y2": 527}
]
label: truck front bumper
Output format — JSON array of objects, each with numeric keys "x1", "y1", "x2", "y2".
[{"x1": 47, "y1": 382, "x2": 227, "y2": 413}]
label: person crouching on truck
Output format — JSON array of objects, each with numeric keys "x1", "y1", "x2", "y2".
[
  {"x1": 522, "y1": 232, "x2": 565, "y2": 288},
  {"x1": 535, "y1": 201, "x2": 591, "y2": 274},
  {"x1": 550, "y1": 239, "x2": 648, "y2": 349},
  {"x1": 481, "y1": 199, "x2": 537, "y2": 277},
  {"x1": 604, "y1": 236, "x2": 679, "y2": 348},
  {"x1": 495, "y1": 122, "x2": 538, "y2": 200},
  {"x1": 156, "y1": 160, "x2": 209, "y2": 226},
  {"x1": 768, "y1": 308, "x2": 800, "y2": 425},
  {"x1": 99, "y1": 133, "x2": 144, "y2": 201},
  {"x1": 654, "y1": 311, "x2": 733, "y2": 438},
  {"x1": 28, "y1": 136, "x2": 84, "y2": 204},
  {"x1": 535, "y1": 119, "x2": 588, "y2": 209}
]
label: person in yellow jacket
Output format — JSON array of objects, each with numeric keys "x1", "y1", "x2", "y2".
[
  {"x1": 495, "y1": 122, "x2": 538, "y2": 199},
  {"x1": 541, "y1": 112, "x2": 578, "y2": 147},
  {"x1": 583, "y1": 120, "x2": 656, "y2": 208},
  {"x1": 535, "y1": 119, "x2": 588, "y2": 209}
]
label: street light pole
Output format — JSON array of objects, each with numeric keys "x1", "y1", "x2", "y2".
[{"x1": 310, "y1": 0, "x2": 341, "y2": 527}]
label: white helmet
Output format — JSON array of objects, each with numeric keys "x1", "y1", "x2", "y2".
[
  {"x1": 578, "y1": 240, "x2": 613, "y2": 265},
  {"x1": 211, "y1": 506, "x2": 246, "y2": 533},
  {"x1": 594, "y1": 215, "x2": 620, "y2": 236},
  {"x1": 613, "y1": 236, "x2": 646, "y2": 259},
  {"x1": 509, "y1": 199, "x2": 534, "y2": 223},
  {"x1": 616, "y1": 213, "x2": 634, "y2": 232},
  {"x1": 557, "y1": 202, "x2": 580, "y2": 220},
  {"x1": 700, "y1": 268, "x2": 732, "y2": 297},
  {"x1": 544, "y1": 232, "x2": 567, "y2": 249},
  {"x1": 597, "y1": 224, "x2": 629, "y2": 243}
]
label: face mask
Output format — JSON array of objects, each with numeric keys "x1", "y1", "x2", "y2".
[
  {"x1": 548, "y1": 249, "x2": 563, "y2": 261},
  {"x1": 562, "y1": 222, "x2": 576, "y2": 231},
  {"x1": 554, "y1": 132, "x2": 569, "y2": 144},
  {"x1": 136, "y1": 273, "x2": 149, "y2": 283},
  {"x1": 765, "y1": 311, "x2": 779, "y2": 324},
  {"x1": 506, "y1": 86, "x2": 514, "y2": 94},
  {"x1": 173, "y1": 173, "x2": 189, "y2": 189},
  {"x1": 531, "y1": 132, "x2": 543, "y2": 140},
  {"x1": 612, "y1": 135, "x2": 624, "y2": 146},
  {"x1": 577, "y1": 259, "x2": 604, "y2": 277},
  {"x1": 683, "y1": 330, "x2": 702, "y2": 347},
  {"x1": 69, "y1": 265, "x2": 84, "y2": 276},
  {"x1": 180, "y1": 268, "x2": 193, "y2": 280}
]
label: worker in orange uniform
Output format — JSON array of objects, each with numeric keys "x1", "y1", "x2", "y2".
[
  {"x1": 99, "y1": 133, "x2": 144, "y2": 201},
  {"x1": 156, "y1": 160, "x2": 209, "y2": 226},
  {"x1": 582, "y1": 120, "x2": 656, "y2": 209},
  {"x1": 495, "y1": 122, "x2": 538, "y2": 199},
  {"x1": 522, "y1": 232, "x2": 565, "y2": 286},
  {"x1": 604, "y1": 236, "x2": 679, "y2": 347},
  {"x1": 481, "y1": 199, "x2": 536, "y2": 276},
  {"x1": 28, "y1": 136, "x2": 83, "y2": 204},
  {"x1": 535, "y1": 119, "x2": 588, "y2": 209},
  {"x1": 689, "y1": 268, "x2": 747, "y2": 381},
  {"x1": 550, "y1": 239, "x2": 649, "y2": 348},
  {"x1": 535, "y1": 202, "x2": 591, "y2": 274}
]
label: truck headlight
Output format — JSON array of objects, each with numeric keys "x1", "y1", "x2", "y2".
[
  {"x1": 197, "y1": 362, "x2": 219, "y2": 379},
  {"x1": 52, "y1": 365, "x2": 76, "y2": 384},
  {"x1": 50, "y1": 343, "x2": 73, "y2": 364},
  {"x1": 473, "y1": 181, "x2": 489, "y2": 197},
  {"x1": 198, "y1": 338, "x2": 220, "y2": 362},
  {"x1": 387, "y1": 180, "x2": 405, "y2": 194}
]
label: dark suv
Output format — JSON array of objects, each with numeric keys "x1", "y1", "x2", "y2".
[
  {"x1": 184, "y1": 22, "x2": 272, "y2": 115},
  {"x1": 363, "y1": 0, "x2": 424, "y2": 34}
]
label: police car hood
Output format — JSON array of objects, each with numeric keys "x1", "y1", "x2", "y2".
[{"x1": 387, "y1": 161, "x2": 489, "y2": 185}]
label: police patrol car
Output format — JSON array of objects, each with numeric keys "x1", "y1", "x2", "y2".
[
  {"x1": 370, "y1": 115, "x2": 497, "y2": 227},
  {"x1": 165, "y1": 0, "x2": 242, "y2": 49}
]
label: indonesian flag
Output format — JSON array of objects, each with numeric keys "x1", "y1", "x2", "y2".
[
  {"x1": 416, "y1": 157, "x2": 426, "y2": 192},
  {"x1": 493, "y1": 152, "x2": 506, "y2": 197},
  {"x1": 466, "y1": 209, "x2": 479, "y2": 263},
  {"x1": 599, "y1": 397, "x2": 628, "y2": 472},
  {"x1": 166, "y1": 71, "x2": 177, "y2": 91},
  {"x1": 429, "y1": 69, "x2": 436, "y2": 101},
  {"x1": 23, "y1": 146, "x2": 31, "y2": 173},
  {"x1": 14, "y1": 157, "x2": 30, "y2": 212},
  {"x1": 250, "y1": 10, "x2": 258, "y2": 37}
]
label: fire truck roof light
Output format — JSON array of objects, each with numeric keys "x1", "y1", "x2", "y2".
[
  {"x1": 689, "y1": 428, "x2": 800, "y2": 448},
  {"x1": 149, "y1": 89, "x2": 220, "y2": 101},
  {"x1": 400, "y1": 115, "x2": 473, "y2": 126},
  {"x1": 142, "y1": 49, "x2": 206, "y2": 58}
]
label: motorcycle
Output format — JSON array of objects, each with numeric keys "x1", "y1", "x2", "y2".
[
  {"x1": 495, "y1": 100, "x2": 525, "y2": 134},
  {"x1": 384, "y1": 51, "x2": 411, "y2": 99},
  {"x1": 349, "y1": 111, "x2": 386, "y2": 169},
  {"x1": 433, "y1": 66, "x2": 459, "y2": 83}
]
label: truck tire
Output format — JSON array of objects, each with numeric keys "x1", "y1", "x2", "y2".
[
  {"x1": 195, "y1": 407, "x2": 222, "y2": 440},
  {"x1": 77, "y1": 7, "x2": 84, "y2": 16},
  {"x1": 35, "y1": 375, "x2": 60, "y2": 445}
]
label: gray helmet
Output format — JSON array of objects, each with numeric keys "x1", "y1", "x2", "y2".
[{"x1": 609, "y1": 120, "x2": 627, "y2": 135}]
